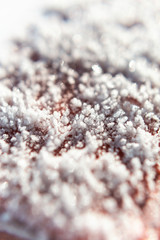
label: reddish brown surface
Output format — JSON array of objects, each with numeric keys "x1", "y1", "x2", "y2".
[{"x1": 0, "y1": 232, "x2": 24, "y2": 240}]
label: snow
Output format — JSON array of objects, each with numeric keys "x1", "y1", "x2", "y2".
[{"x1": 0, "y1": 0, "x2": 160, "y2": 240}]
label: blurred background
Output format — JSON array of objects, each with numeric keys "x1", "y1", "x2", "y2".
[{"x1": 0, "y1": 0, "x2": 52, "y2": 58}]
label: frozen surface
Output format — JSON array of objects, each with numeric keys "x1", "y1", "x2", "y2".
[{"x1": 0, "y1": 1, "x2": 160, "y2": 240}]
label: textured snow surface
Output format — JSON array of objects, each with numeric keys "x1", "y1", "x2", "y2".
[{"x1": 0, "y1": 0, "x2": 160, "y2": 240}]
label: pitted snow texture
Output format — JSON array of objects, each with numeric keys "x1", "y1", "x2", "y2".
[{"x1": 0, "y1": 0, "x2": 160, "y2": 240}]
